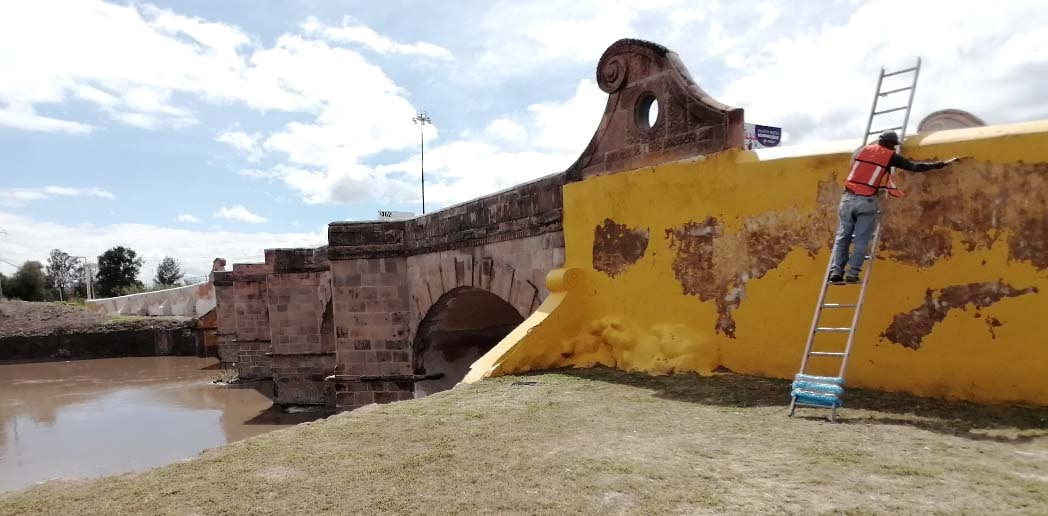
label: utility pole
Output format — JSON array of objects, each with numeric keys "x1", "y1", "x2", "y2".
[{"x1": 412, "y1": 111, "x2": 432, "y2": 214}]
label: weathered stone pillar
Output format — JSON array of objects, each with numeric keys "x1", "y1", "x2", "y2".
[
  {"x1": 266, "y1": 248, "x2": 336, "y2": 406},
  {"x1": 212, "y1": 270, "x2": 237, "y2": 365},
  {"x1": 328, "y1": 222, "x2": 415, "y2": 410},
  {"x1": 232, "y1": 257, "x2": 274, "y2": 381}
]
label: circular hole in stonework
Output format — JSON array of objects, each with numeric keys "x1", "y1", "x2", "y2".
[{"x1": 635, "y1": 92, "x2": 659, "y2": 131}]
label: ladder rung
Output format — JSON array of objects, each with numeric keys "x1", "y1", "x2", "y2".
[
  {"x1": 883, "y1": 66, "x2": 918, "y2": 77},
  {"x1": 873, "y1": 106, "x2": 907, "y2": 115},
  {"x1": 816, "y1": 327, "x2": 852, "y2": 333},
  {"x1": 868, "y1": 126, "x2": 903, "y2": 135},
  {"x1": 878, "y1": 87, "x2": 912, "y2": 96},
  {"x1": 821, "y1": 303, "x2": 857, "y2": 308},
  {"x1": 808, "y1": 351, "x2": 847, "y2": 357}
]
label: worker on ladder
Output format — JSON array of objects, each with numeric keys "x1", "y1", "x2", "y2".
[{"x1": 828, "y1": 130, "x2": 962, "y2": 285}]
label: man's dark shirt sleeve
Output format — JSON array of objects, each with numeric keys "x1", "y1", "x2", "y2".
[{"x1": 889, "y1": 153, "x2": 946, "y2": 172}]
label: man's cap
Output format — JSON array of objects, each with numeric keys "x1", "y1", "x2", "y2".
[{"x1": 878, "y1": 130, "x2": 900, "y2": 145}]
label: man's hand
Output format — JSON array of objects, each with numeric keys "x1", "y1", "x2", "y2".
[{"x1": 935, "y1": 156, "x2": 965, "y2": 168}]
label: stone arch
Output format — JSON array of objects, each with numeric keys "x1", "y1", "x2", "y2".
[
  {"x1": 412, "y1": 286, "x2": 525, "y2": 396},
  {"x1": 410, "y1": 254, "x2": 543, "y2": 338}
]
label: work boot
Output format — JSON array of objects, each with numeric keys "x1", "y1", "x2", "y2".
[
  {"x1": 828, "y1": 273, "x2": 844, "y2": 285},
  {"x1": 844, "y1": 275, "x2": 860, "y2": 284}
]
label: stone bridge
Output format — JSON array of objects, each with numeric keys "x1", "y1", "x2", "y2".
[{"x1": 212, "y1": 38, "x2": 745, "y2": 411}]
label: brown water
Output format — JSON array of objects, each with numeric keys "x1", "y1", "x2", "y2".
[{"x1": 0, "y1": 357, "x2": 327, "y2": 493}]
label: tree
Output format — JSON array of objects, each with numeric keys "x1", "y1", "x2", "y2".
[
  {"x1": 46, "y1": 249, "x2": 82, "y2": 300},
  {"x1": 95, "y1": 246, "x2": 144, "y2": 298},
  {"x1": 154, "y1": 256, "x2": 184, "y2": 286},
  {"x1": 5, "y1": 261, "x2": 49, "y2": 301}
]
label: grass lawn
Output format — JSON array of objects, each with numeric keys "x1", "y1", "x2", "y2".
[{"x1": 1, "y1": 367, "x2": 1045, "y2": 515}]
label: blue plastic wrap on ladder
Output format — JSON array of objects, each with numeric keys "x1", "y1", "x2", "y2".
[{"x1": 791, "y1": 374, "x2": 845, "y2": 408}]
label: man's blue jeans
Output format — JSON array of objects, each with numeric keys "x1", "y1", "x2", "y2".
[{"x1": 831, "y1": 192, "x2": 880, "y2": 277}]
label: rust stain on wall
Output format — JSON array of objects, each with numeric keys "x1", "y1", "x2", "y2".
[
  {"x1": 880, "y1": 161, "x2": 1048, "y2": 269},
  {"x1": 665, "y1": 181, "x2": 838, "y2": 337},
  {"x1": 881, "y1": 282, "x2": 1038, "y2": 349},
  {"x1": 985, "y1": 317, "x2": 1003, "y2": 339},
  {"x1": 1009, "y1": 216, "x2": 1048, "y2": 269},
  {"x1": 660, "y1": 161, "x2": 1048, "y2": 338},
  {"x1": 593, "y1": 218, "x2": 650, "y2": 277}
]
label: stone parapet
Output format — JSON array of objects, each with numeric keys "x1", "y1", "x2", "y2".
[{"x1": 328, "y1": 173, "x2": 564, "y2": 261}]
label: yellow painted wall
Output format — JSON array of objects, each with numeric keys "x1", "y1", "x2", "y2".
[{"x1": 467, "y1": 121, "x2": 1048, "y2": 406}]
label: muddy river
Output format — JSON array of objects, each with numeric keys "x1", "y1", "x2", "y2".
[{"x1": 0, "y1": 357, "x2": 326, "y2": 493}]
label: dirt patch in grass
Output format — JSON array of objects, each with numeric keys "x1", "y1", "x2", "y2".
[{"x1": 1, "y1": 367, "x2": 1045, "y2": 515}]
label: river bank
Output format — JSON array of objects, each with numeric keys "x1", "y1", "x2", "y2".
[
  {"x1": 0, "y1": 300, "x2": 200, "y2": 362},
  {"x1": 2, "y1": 367, "x2": 1045, "y2": 515}
]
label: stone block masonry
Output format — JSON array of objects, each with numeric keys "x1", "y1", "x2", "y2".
[
  {"x1": 326, "y1": 172, "x2": 566, "y2": 410},
  {"x1": 266, "y1": 248, "x2": 336, "y2": 406},
  {"x1": 232, "y1": 260, "x2": 274, "y2": 381},
  {"x1": 212, "y1": 270, "x2": 238, "y2": 365}
]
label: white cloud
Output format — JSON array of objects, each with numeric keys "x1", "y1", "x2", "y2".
[
  {"x1": 301, "y1": 17, "x2": 454, "y2": 60},
  {"x1": 0, "y1": 210, "x2": 323, "y2": 280},
  {"x1": 251, "y1": 164, "x2": 418, "y2": 205},
  {"x1": 0, "y1": 103, "x2": 94, "y2": 134},
  {"x1": 237, "y1": 169, "x2": 284, "y2": 180},
  {"x1": 239, "y1": 77, "x2": 604, "y2": 207},
  {"x1": 484, "y1": 118, "x2": 528, "y2": 145},
  {"x1": 707, "y1": 0, "x2": 1048, "y2": 143},
  {"x1": 0, "y1": 1, "x2": 419, "y2": 136},
  {"x1": 217, "y1": 130, "x2": 264, "y2": 161},
  {"x1": 0, "y1": 186, "x2": 114, "y2": 207},
  {"x1": 214, "y1": 205, "x2": 267, "y2": 224},
  {"x1": 527, "y1": 79, "x2": 605, "y2": 152},
  {"x1": 0, "y1": 1, "x2": 248, "y2": 130},
  {"x1": 175, "y1": 214, "x2": 200, "y2": 223},
  {"x1": 469, "y1": 0, "x2": 693, "y2": 81}
]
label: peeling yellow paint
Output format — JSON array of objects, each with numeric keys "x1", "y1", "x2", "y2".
[{"x1": 469, "y1": 121, "x2": 1048, "y2": 406}]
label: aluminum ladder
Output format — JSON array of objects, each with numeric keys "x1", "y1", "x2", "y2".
[{"x1": 788, "y1": 59, "x2": 922, "y2": 422}]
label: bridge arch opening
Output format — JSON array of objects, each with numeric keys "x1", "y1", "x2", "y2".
[{"x1": 413, "y1": 287, "x2": 524, "y2": 396}]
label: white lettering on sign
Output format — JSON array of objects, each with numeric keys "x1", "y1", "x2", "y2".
[{"x1": 377, "y1": 210, "x2": 415, "y2": 221}]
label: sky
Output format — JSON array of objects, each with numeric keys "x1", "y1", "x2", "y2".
[{"x1": 2, "y1": 0, "x2": 1046, "y2": 282}]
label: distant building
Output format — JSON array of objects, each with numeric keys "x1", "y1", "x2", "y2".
[{"x1": 744, "y1": 123, "x2": 782, "y2": 150}]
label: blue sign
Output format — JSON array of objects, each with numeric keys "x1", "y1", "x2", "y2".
[{"x1": 755, "y1": 125, "x2": 782, "y2": 147}]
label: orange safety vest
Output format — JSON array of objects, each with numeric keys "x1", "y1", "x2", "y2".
[{"x1": 845, "y1": 144, "x2": 905, "y2": 197}]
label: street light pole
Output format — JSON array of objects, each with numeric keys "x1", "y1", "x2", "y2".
[{"x1": 412, "y1": 111, "x2": 431, "y2": 214}]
